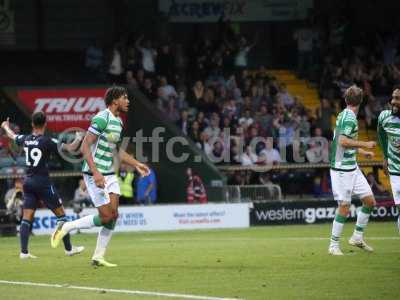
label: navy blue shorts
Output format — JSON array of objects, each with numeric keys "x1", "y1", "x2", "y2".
[{"x1": 23, "y1": 176, "x2": 63, "y2": 211}]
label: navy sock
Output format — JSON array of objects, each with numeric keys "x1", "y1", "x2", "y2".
[
  {"x1": 58, "y1": 215, "x2": 72, "y2": 251},
  {"x1": 20, "y1": 219, "x2": 32, "y2": 254}
]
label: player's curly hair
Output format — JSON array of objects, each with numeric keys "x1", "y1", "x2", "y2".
[
  {"x1": 104, "y1": 86, "x2": 128, "y2": 106},
  {"x1": 344, "y1": 85, "x2": 363, "y2": 106}
]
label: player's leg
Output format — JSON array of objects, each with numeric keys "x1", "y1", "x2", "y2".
[
  {"x1": 51, "y1": 175, "x2": 112, "y2": 248},
  {"x1": 19, "y1": 208, "x2": 37, "y2": 259},
  {"x1": 349, "y1": 169, "x2": 375, "y2": 251},
  {"x1": 19, "y1": 178, "x2": 38, "y2": 259},
  {"x1": 329, "y1": 169, "x2": 354, "y2": 255},
  {"x1": 389, "y1": 175, "x2": 400, "y2": 233},
  {"x1": 92, "y1": 175, "x2": 120, "y2": 267},
  {"x1": 92, "y1": 193, "x2": 119, "y2": 267},
  {"x1": 52, "y1": 205, "x2": 85, "y2": 256},
  {"x1": 38, "y1": 179, "x2": 84, "y2": 255}
]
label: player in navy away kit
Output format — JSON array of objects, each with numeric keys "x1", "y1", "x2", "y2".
[{"x1": 1, "y1": 112, "x2": 84, "y2": 259}]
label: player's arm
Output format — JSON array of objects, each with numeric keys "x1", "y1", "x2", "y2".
[
  {"x1": 119, "y1": 149, "x2": 150, "y2": 177},
  {"x1": 1, "y1": 118, "x2": 17, "y2": 140},
  {"x1": 338, "y1": 118, "x2": 375, "y2": 149},
  {"x1": 338, "y1": 135, "x2": 376, "y2": 149},
  {"x1": 81, "y1": 131, "x2": 105, "y2": 188},
  {"x1": 81, "y1": 115, "x2": 108, "y2": 188},
  {"x1": 60, "y1": 132, "x2": 84, "y2": 153},
  {"x1": 377, "y1": 113, "x2": 389, "y2": 174}
]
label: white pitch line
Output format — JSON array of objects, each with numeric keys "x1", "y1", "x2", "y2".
[
  {"x1": 140, "y1": 236, "x2": 400, "y2": 242},
  {"x1": 0, "y1": 280, "x2": 243, "y2": 300}
]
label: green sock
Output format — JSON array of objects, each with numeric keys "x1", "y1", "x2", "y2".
[{"x1": 93, "y1": 215, "x2": 102, "y2": 226}]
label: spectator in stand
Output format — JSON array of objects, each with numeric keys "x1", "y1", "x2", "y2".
[
  {"x1": 108, "y1": 44, "x2": 124, "y2": 83},
  {"x1": 238, "y1": 109, "x2": 254, "y2": 128},
  {"x1": 189, "y1": 80, "x2": 205, "y2": 107},
  {"x1": 195, "y1": 111, "x2": 208, "y2": 132},
  {"x1": 85, "y1": 40, "x2": 104, "y2": 80},
  {"x1": 257, "y1": 138, "x2": 282, "y2": 165},
  {"x1": 126, "y1": 43, "x2": 138, "y2": 72},
  {"x1": 176, "y1": 109, "x2": 190, "y2": 135},
  {"x1": 277, "y1": 83, "x2": 295, "y2": 109},
  {"x1": 165, "y1": 99, "x2": 180, "y2": 122},
  {"x1": 199, "y1": 88, "x2": 220, "y2": 116},
  {"x1": 364, "y1": 95, "x2": 383, "y2": 129},
  {"x1": 159, "y1": 76, "x2": 178, "y2": 99},
  {"x1": 141, "y1": 78, "x2": 156, "y2": 99},
  {"x1": 234, "y1": 36, "x2": 256, "y2": 72},
  {"x1": 117, "y1": 164, "x2": 135, "y2": 205},
  {"x1": 306, "y1": 127, "x2": 329, "y2": 163},
  {"x1": 240, "y1": 145, "x2": 257, "y2": 166},
  {"x1": 255, "y1": 104, "x2": 273, "y2": 135},
  {"x1": 293, "y1": 21, "x2": 315, "y2": 77},
  {"x1": 136, "y1": 166, "x2": 157, "y2": 205},
  {"x1": 316, "y1": 98, "x2": 334, "y2": 139},
  {"x1": 136, "y1": 35, "x2": 157, "y2": 75},
  {"x1": 188, "y1": 120, "x2": 202, "y2": 147},
  {"x1": 186, "y1": 168, "x2": 207, "y2": 204},
  {"x1": 72, "y1": 178, "x2": 92, "y2": 215},
  {"x1": 204, "y1": 114, "x2": 221, "y2": 140},
  {"x1": 126, "y1": 71, "x2": 138, "y2": 89},
  {"x1": 157, "y1": 43, "x2": 174, "y2": 80}
]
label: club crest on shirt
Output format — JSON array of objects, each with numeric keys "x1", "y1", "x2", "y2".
[
  {"x1": 390, "y1": 137, "x2": 400, "y2": 149},
  {"x1": 105, "y1": 132, "x2": 120, "y2": 143}
]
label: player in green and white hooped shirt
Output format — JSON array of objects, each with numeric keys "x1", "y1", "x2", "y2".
[
  {"x1": 377, "y1": 88, "x2": 400, "y2": 234},
  {"x1": 329, "y1": 85, "x2": 377, "y2": 255},
  {"x1": 51, "y1": 86, "x2": 150, "y2": 267}
]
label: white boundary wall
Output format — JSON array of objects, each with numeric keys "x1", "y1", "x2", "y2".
[{"x1": 32, "y1": 203, "x2": 250, "y2": 235}]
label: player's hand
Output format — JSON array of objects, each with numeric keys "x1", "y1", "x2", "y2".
[
  {"x1": 75, "y1": 131, "x2": 85, "y2": 141},
  {"x1": 364, "y1": 141, "x2": 376, "y2": 149},
  {"x1": 1, "y1": 117, "x2": 10, "y2": 129},
  {"x1": 136, "y1": 163, "x2": 150, "y2": 177},
  {"x1": 383, "y1": 159, "x2": 389, "y2": 176},
  {"x1": 93, "y1": 171, "x2": 105, "y2": 188},
  {"x1": 363, "y1": 151, "x2": 374, "y2": 159}
]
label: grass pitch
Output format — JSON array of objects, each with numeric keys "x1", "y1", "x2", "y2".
[{"x1": 0, "y1": 222, "x2": 399, "y2": 300}]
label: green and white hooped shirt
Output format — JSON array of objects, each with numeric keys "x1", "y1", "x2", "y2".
[
  {"x1": 330, "y1": 108, "x2": 358, "y2": 171},
  {"x1": 82, "y1": 109, "x2": 123, "y2": 174}
]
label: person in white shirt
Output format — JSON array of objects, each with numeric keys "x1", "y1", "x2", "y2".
[
  {"x1": 108, "y1": 45, "x2": 124, "y2": 83},
  {"x1": 258, "y1": 138, "x2": 282, "y2": 165},
  {"x1": 240, "y1": 145, "x2": 258, "y2": 166},
  {"x1": 159, "y1": 76, "x2": 178, "y2": 99},
  {"x1": 293, "y1": 23, "x2": 315, "y2": 77},
  {"x1": 136, "y1": 35, "x2": 157, "y2": 74}
]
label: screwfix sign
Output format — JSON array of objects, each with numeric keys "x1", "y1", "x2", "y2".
[{"x1": 17, "y1": 88, "x2": 107, "y2": 132}]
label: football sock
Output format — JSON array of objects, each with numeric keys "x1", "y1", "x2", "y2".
[
  {"x1": 20, "y1": 219, "x2": 32, "y2": 254},
  {"x1": 57, "y1": 215, "x2": 72, "y2": 251},
  {"x1": 353, "y1": 206, "x2": 372, "y2": 239},
  {"x1": 330, "y1": 214, "x2": 347, "y2": 246},
  {"x1": 397, "y1": 205, "x2": 400, "y2": 230},
  {"x1": 92, "y1": 226, "x2": 113, "y2": 260},
  {"x1": 63, "y1": 214, "x2": 101, "y2": 232}
]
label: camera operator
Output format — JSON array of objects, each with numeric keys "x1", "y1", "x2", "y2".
[{"x1": 4, "y1": 178, "x2": 24, "y2": 222}]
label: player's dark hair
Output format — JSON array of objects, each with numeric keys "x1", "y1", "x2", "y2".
[
  {"x1": 32, "y1": 111, "x2": 46, "y2": 128},
  {"x1": 104, "y1": 86, "x2": 127, "y2": 106},
  {"x1": 344, "y1": 85, "x2": 363, "y2": 106}
]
